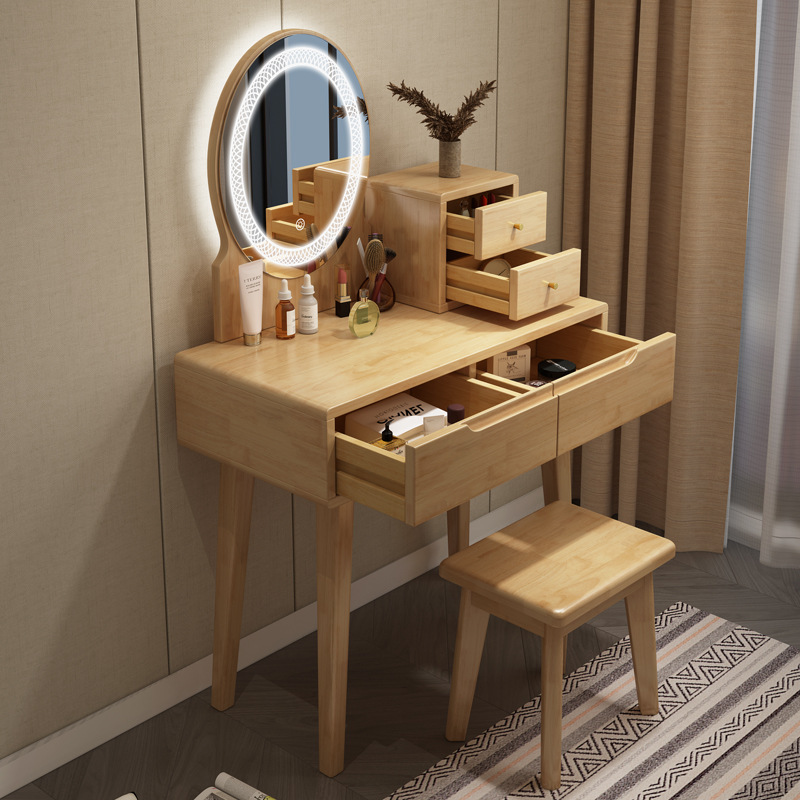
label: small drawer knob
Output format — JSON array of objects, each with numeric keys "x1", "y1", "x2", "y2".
[
  {"x1": 542, "y1": 280, "x2": 558, "y2": 290},
  {"x1": 508, "y1": 221, "x2": 524, "y2": 231}
]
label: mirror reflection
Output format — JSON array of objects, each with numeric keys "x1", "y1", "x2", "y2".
[{"x1": 222, "y1": 32, "x2": 370, "y2": 268}]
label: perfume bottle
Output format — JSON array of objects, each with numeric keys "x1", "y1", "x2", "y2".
[
  {"x1": 370, "y1": 421, "x2": 406, "y2": 454},
  {"x1": 348, "y1": 288, "x2": 379, "y2": 338},
  {"x1": 275, "y1": 278, "x2": 295, "y2": 339}
]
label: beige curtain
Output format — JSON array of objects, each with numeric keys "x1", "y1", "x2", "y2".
[{"x1": 563, "y1": 1, "x2": 756, "y2": 551}]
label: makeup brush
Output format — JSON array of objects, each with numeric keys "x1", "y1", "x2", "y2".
[{"x1": 364, "y1": 238, "x2": 385, "y2": 298}]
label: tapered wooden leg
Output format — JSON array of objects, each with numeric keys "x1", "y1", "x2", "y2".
[
  {"x1": 211, "y1": 464, "x2": 255, "y2": 711},
  {"x1": 447, "y1": 501, "x2": 471, "y2": 555},
  {"x1": 625, "y1": 573, "x2": 659, "y2": 714},
  {"x1": 316, "y1": 498, "x2": 354, "y2": 777},
  {"x1": 446, "y1": 590, "x2": 490, "y2": 741},
  {"x1": 541, "y1": 452, "x2": 572, "y2": 505},
  {"x1": 540, "y1": 626, "x2": 565, "y2": 790}
]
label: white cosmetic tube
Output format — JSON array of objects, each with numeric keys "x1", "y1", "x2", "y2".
[{"x1": 238, "y1": 260, "x2": 264, "y2": 345}]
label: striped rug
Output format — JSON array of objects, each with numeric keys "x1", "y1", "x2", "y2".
[{"x1": 385, "y1": 603, "x2": 800, "y2": 800}]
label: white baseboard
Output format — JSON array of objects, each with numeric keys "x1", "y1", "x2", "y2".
[
  {"x1": 0, "y1": 489, "x2": 543, "y2": 798},
  {"x1": 726, "y1": 502, "x2": 763, "y2": 550}
]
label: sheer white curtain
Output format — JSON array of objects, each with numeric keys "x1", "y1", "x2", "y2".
[{"x1": 728, "y1": 0, "x2": 800, "y2": 567}]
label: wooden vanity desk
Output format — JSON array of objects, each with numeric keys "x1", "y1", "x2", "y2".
[{"x1": 174, "y1": 296, "x2": 675, "y2": 776}]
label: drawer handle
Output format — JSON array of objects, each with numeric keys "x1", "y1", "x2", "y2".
[
  {"x1": 465, "y1": 392, "x2": 549, "y2": 432},
  {"x1": 542, "y1": 280, "x2": 559, "y2": 290},
  {"x1": 508, "y1": 221, "x2": 524, "y2": 230}
]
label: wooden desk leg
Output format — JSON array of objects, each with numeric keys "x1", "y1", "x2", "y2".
[
  {"x1": 211, "y1": 464, "x2": 255, "y2": 711},
  {"x1": 541, "y1": 452, "x2": 572, "y2": 505},
  {"x1": 447, "y1": 501, "x2": 470, "y2": 555},
  {"x1": 316, "y1": 498, "x2": 354, "y2": 777}
]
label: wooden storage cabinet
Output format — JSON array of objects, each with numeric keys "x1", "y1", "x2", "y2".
[
  {"x1": 525, "y1": 325, "x2": 677, "y2": 454},
  {"x1": 366, "y1": 162, "x2": 580, "y2": 320},
  {"x1": 335, "y1": 371, "x2": 557, "y2": 526}
]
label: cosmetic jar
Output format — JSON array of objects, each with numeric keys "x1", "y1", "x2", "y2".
[{"x1": 537, "y1": 358, "x2": 577, "y2": 381}]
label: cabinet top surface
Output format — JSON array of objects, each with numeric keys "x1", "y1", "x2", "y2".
[
  {"x1": 175, "y1": 299, "x2": 606, "y2": 419},
  {"x1": 367, "y1": 162, "x2": 519, "y2": 203}
]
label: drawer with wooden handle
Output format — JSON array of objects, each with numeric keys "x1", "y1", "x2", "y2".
[
  {"x1": 335, "y1": 371, "x2": 557, "y2": 526},
  {"x1": 446, "y1": 247, "x2": 581, "y2": 321},
  {"x1": 445, "y1": 191, "x2": 547, "y2": 260},
  {"x1": 529, "y1": 325, "x2": 676, "y2": 454}
]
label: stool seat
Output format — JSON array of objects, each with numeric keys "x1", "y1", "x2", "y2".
[
  {"x1": 439, "y1": 500, "x2": 675, "y2": 790},
  {"x1": 440, "y1": 500, "x2": 676, "y2": 630}
]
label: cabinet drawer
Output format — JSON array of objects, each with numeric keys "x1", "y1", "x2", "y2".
[
  {"x1": 336, "y1": 372, "x2": 557, "y2": 526},
  {"x1": 446, "y1": 248, "x2": 581, "y2": 321},
  {"x1": 530, "y1": 326, "x2": 676, "y2": 453},
  {"x1": 446, "y1": 191, "x2": 547, "y2": 259}
]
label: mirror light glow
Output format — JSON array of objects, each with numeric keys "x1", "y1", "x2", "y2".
[{"x1": 229, "y1": 46, "x2": 364, "y2": 267}]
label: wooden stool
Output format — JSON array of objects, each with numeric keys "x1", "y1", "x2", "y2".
[{"x1": 439, "y1": 500, "x2": 675, "y2": 790}]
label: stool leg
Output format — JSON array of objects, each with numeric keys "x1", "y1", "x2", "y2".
[
  {"x1": 540, "y1": 626, "x2": 565, "y2": 790},
  {"x1": 446, "y1": 590, "x2": 489, "y2": 741},
  {"x1": 625, "y1": 573, "x2": 659, "y2": 715}
]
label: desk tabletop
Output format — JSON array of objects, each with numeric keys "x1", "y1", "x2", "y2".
[{"x1": 175, "y1": 299, "x2": 607, "y2": 420}]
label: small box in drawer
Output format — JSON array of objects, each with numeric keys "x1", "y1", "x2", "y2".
[{"x1": 446, "y1": 248, "x2": 581, "y2": 321}]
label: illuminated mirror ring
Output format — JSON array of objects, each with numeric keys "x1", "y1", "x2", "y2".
[{"x1": 229, "y1": 46, "x2": 364, "y2": 266}]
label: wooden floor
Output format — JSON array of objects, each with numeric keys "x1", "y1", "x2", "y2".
[{"x1": 15, "y1": 539, "x2": 800, "y2": 800}]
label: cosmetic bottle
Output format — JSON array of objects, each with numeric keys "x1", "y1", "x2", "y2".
[
  {"x1": 348, "y1": 288, "x2": 380, "y2": 338},
  {"x1": 370, "y1": 421, "x2": 406, "y2": 454},
  {"x1": 275, "y1": 279, "x2": 295, "y2": 339},
  {"x1": 238, "y1": 260, "x2": 263, "y2": 346},
  {"x1": 297, "y1": 273, "x2": 318, "y2": 334},
  {"x1": 335, "y1": 267, "x2": 351, "y2": 317}
]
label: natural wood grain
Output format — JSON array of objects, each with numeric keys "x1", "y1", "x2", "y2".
[
  {"x1": 446, "y1": 591, "x2": 490, "y2": 741},
  {"x1": 447, "y1": 503, "x2": 470, "y2": 555},
  {"x1": 540, "y1": 626, "x2": 565, "y2": 790},
  {"x1": 316, "y1": 499, "x2": 354, "y2": 777},
  {"x1": 212, "y1": 465, "x2": 255, "y2": 710},
  {"x1": 440, "y1": 501, "x2": 674, "y2": 789}
]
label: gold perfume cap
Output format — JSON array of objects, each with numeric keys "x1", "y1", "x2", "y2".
[{"x1": 243, "y1": 332, "x2": 261, "y2": 346}]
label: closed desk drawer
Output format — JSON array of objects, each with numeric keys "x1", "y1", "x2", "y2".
[
  {"x1": 446, "y1": 191, "x2": 547, "y2": 260},
  {"x1": 530, "y1": 326, "x2": 676, "y2": 454},
  {"x1": 446, "y1": 248, "x2": 581, "y2": 321},
  {"x1": 336, "y1": 372, "x2": 557, "y2": 526}
]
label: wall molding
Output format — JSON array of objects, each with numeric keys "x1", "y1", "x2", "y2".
[{"x1": 0, "y1": 489, "x2": 543, "y2": 797}]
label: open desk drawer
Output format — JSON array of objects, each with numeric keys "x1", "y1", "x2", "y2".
[
  {"x1": 531, "y1": 325, "x2": 676, "y2": 454},
  {"x1": 446, "y1": 191, "x2": 547, "y2": 259},
  {"x1": 446, "y1": 248, "x2": 581, "y2": 321},
  {"x1": 336, "y1": 372, "x2": 557, "y2": 526}
]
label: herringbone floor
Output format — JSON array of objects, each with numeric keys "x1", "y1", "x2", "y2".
[{"x1": 15, "y1": 540, "x2": 800, "y2": 800}]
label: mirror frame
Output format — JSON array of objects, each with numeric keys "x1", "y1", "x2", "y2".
[{"x1": 208, "y1": 29, "x2": 369, "y2": 342}]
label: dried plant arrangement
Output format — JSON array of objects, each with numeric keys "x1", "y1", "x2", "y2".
[
  {"x1": 332, "y1": 96, "x2": 369, "y2": 122},
  {"x1": 386, "y1": 79, "x2": 497, "y2": 142}
]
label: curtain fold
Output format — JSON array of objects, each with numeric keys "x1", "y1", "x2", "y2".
[
  {"x1": 729, "y1": 0, "x2": 800, "y2": 568},
  {"x1": 563, "y1": 0, "x2": 756, "y2": 550}
]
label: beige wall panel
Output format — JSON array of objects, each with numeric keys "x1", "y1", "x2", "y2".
[
  {"x1": 284, "y1": 0, "x2": 500, "y2": 176},
  {"x1": 0, "y1": 1, "x2": 165, "y2": 756},
  {"x1": 497, "y1": 0, "x2": 569, "y2": 255},
  {"x1": 136, "y1": 1, "x2": 296, "y2": 670}
]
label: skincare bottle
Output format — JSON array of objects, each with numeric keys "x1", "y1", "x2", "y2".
[
  {"x1": 348, "y1": 288, "x2": 380, "y2": 338},
  {"x1": 335, "y1": 267, "x2": 351, "y2": 317},
  {"x1": 297, "y1": 273, "x2": 318, "y2": 334},
  {"x1": 370, "y1": 421, "x2": 406, "y2": 453},
  {"x1": 238, "y1": 260, "x2": 263, "y2": 346},
  {"x1": 275, "y1": 279, "x2": 295, "y2": 339}
]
